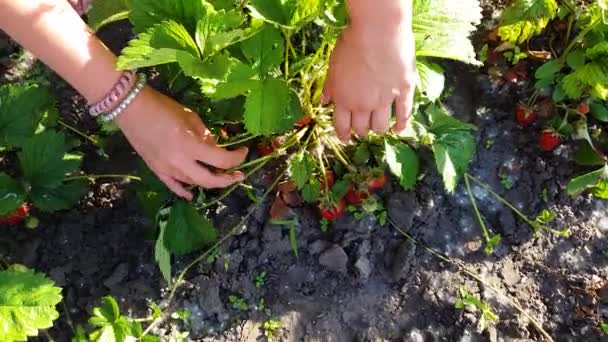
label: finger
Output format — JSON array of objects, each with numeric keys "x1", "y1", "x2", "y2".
[
  {"x1": 195, "y1": 145, "x2": 249, "y2": 170},
  {"x1": 352, "y1": 110, "x2": 372, "y2": 137},
  {"x1": 158, "y1": 173, "x2": 192, "y2": 200},
  {"x1": 371, "y1": 104, "x2": 392, "y2": 133},
  {"x1": 334, "y1": 106, "x2": 352, "y2": 142},
  {"x1": 394, "y1": 87, "x2": 415, "y2": 132},
  {"x1": 184, "y1": 162, "x2": 246, "y2": 189}
]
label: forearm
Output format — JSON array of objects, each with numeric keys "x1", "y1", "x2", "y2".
[
  {"x1": 0, "y1": 0, "x2": 122, "y2": 103},
  {"x1": 346, "y1": 0, "x2": 412, "y2": 31}
]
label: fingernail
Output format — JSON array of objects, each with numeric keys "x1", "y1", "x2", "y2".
[{"x1": 234, "y1": 171, "x2": 246, "y2": 181}]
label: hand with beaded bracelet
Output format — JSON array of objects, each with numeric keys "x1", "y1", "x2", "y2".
[{"x1": 0, "y1": 0, "x2": 248, "y2": 200}]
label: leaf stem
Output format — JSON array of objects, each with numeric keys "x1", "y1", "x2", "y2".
[
  {"x1": 561, "y1": 19, "x2": 601, "y2": 62},
  {"x1": 386, "y1": 218, "x2": 554, "y2": 342},
  {"x1": 217, "y1": 134, "x2": 257, "y2": 148},
  {"x1": 464, "y1": 175, "x2": 492, "y2": 243},
  {"x1": 63, "y1": 174, "x2": 141, "y2": 182},
  {"x1": 58, "y1": 119, "x2": 100, "y2": 147}
]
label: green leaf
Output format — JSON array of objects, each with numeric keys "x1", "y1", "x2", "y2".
[
  {"x1": 0, "y1": 83, "x2": 54, "y2": 149},
  {"x1": 19, "y1": 131, "x2": 80, "y2": 189},
  {"x1": 89, "y1": 296, "x2": 136, "y2": 342},
  {"x1": 384, "y1": 140, "x2": 419, "y2": 191},
  {"x1": 416, "y1": 59, "x2": 445, "y2": 102},
  {"x1": 590, "y1": 102, "x2": 608, "y2": 122},
  {"x1": 208, "y1": 61, "x2": 259, "y2": 100},
  {"x1": 601, "y1": 322, "x2": 608, "y2": 334},
  {"x1": 291, "y1": 152, "x2": 314, "y2": 189},
  {"x1": 535, "y1": 59, "x2": 562, "y2": 80},
  {"x1": 567, "y1": 164, "x2": 608, "y2": 196},
  {"x1": 88, "y1": 0, "x2": 129, "y2": 31},
  {"x1": 575, "y1": 141, "x2": 605, "y2": 166},
  {"x1": 164, "y1": 200, "x2": 217, "y2": 255},
  {"x1": 302, "y1": 181, "x2": 321, "y2": 203},
  {"x1": 155, "y1": 221, "x2": 172, "y2": 285},
  {"x1": 413, "y1": 0, "x2": 482, "y2": 65},
  {"x1": 129, "y1": 0, "x2": 212, "y2": 34},
  {"x1": 117, "y1": 20, "x2": 199, "y2": 70},
  {"x1": 566, "y1": 50, "x2": 586, "y2": 70},
  {"x1": 0, "y1": 173, "x2": 25, "y2": 215},
  {"x1": 498, "y1": 0, "x2": 558, "y2": 44},
  {"x1": 244, "y1": 79, "x2": 301, "y2": 136},
  {"x1": 586, "y1": 41, "x2": 608, "y2": 60},
  {"x1": 426, "y1": 105, "x2": 476, "y2": 192},
  {"x1": 561, "y1": 63, "x2": 608, "y2": 100},
  {"x1": 30, "y1": 181, "x2": 88, "y2": 212},
  {"x1": 241, "y1": 24, "x2": 284, "y2": 75},
  {"x1": 0, "y1": 270, "x2": 62, "y2": 341},
  {"x1": 248, "y1": 0, "x2": 322, "y2": 27}
]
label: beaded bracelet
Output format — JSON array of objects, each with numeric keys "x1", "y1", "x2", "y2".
[
  {"x1": 100, "y1": 73, "x2": 147, "y2": 122},
  {"x1": 89, "y1": 70, "x2": 137, "y2": 117}
]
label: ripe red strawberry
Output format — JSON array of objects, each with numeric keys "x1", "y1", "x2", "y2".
[
  {"x1": 539, "y1": 131, "x2": 561, "y2": 152},
  {"x1": 367, "y1": 174, "x2": 387, "y2": 190},
  {"x1": 515, "y1": 104, "x2": 536, "y2": 127},
  {"x1": 1, "y1": 203, "x2": 30, "y2": 226},
  {"x1": 345, "y1": 186, "x2": 368, "y2": 205},
  {"x1": 296, "y1": 116, "x2": 312, "y2": 127},
  {"x1": 256, "y1": 143, "x2": 273, "y2": 156},
  {"x1": 321, "y1": 172, "x2": 335, "y2": 191},
  {"x1": 318, "y1": 198, "x2": 345, "y2": 221},
  {"x1": 578, "y1": 102, "x2": 590, "y2": 115}
]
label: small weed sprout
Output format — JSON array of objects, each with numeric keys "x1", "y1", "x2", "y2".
[
  {"x1": 455, "y1": 287, "x2": 498, "y2": 331},
  {"x1": 263, "y1": 319, "x2": 283, "y2": 340}
]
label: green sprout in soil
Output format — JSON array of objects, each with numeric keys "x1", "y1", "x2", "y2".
[
  {"x1": 228, "y1": 295, "x2": 248, "y2": 312},
  {"x1": 499, "y1": 172, "x2": 513, "y2": 190},
  {"x1": 255, "y1": 271, "x2": 267, "y2": 289},
  {"x1": 465, "y1": 173, "x2": 571, "y2": 255},
  {"x1": 601, "y1": 321, "x2": 608, "y2": 334},
  {"x1": 272, "y1": 219, "x2": 299, "y2": 258},
  {"x1": 263, "y1": 319, "x2": 283, "y2": 340},
  {"x1": 171, "y1": 308, "x2": 191, "y2": 323},
  {"x1": 455, "y1": 287, "x2": 498, "y2": 332}
]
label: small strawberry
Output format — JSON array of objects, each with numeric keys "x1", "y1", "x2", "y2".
[
  {"x1": 345, "y1": 186, "x2": 368, "y2": 205},
  {"x1": 367, "y1": 174, "x2": 387, "y2": 191},
  {"x1": 321, "y1": 171, "x2": 335, "y2": 191},
  {"x1": 1, "y1": 203, "x2": 30, "y2": 226},
  {"x1": 296, "y1": 116, "x2": 312, "y2": 127},
  {"x1": 539, "y1": 130, "x2": 561, "y2": 152},
  {"x1": 256, "y1": 143, "x2": 273, "y2": 157},
  {"x1": 516, "y1": 104, "x2": 536, "y2": 127},
  {"x1": 578, "y1": 101, "x2": 590, "y2": 115},
  {"x1": 318, "y1": 198, "x2": 346, "y2": 221}
]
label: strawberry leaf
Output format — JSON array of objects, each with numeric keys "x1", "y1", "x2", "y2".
[
  {"x1": 244, "y1": 79, "x2": 301, "y2": 136},
  {"x1": 426, "y1": 105, "x2": 476, "y2": 192},
  {"x1": 163, "y1": 200, "x2": 217, "y2": 255},
  {"x1": 129, "y1": 0, "x2": 212, "y2": 34},
  {"x1": 89, "y1": 296, "x2": 141, "y2": 342},
  {"x1": 0, "y1": 173, "x2": 25, "y2": 215},
  {"x1": 291, "y1": 151, "x2": 314, "y2": 189},
  {"x1": 384, "y1": 140, "x2": 419, "y2": 191},
  {"x1": 413, "y1": 0, "x2": 482, "y2": 65},
  {"x1": 0, "y1": 83, "x2": 54, "y2": 149},
  {"x1": 29, "y1": 181, "x2": 87, "y2": 212},
  {"x1": 567, "y1": 164, "x2": 608, "y2": 197},
  {"x1": 498, "y1": 0, "x2": 558, "y2": 44},
  {"x1": 0, "y1": 269, "x2": 62, "y2": 341},
  {"x1": 155, "y1": 220, "x2": 172, "y2": 285},
  {"x1": 117, "y1": 20, "x2": 200, "y2": 70},
  {"x1": 88, "y1": 0, "x2": 129, "y2": 32},
  {"x1": 416, "y1": 59, "x2": 445, "y2": 102},
  {"x1": 19, "y1": 131, "x2": 81, "y2": 190},
  {"x1": 241, "y1": 24, "x2": 284, "y2": 76}
]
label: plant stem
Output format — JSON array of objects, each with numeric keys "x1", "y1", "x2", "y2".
[
  {"x1": 58, "y1": 120, "x2": 100, "y2": 147},
  {"x1": 142, "y1": 161, "x2": 292, "y2": 336},
  {"x1": 64, "y1": 174, "x2": 141, "y2": 182},
  {"x1": 464, "y1": 175, "x2": 492, "y2": 243},
  {"x1": 561, "y1": 19, "x2": 601, "y2": 61},
  {"x1": 387, "y1": 218, "x2": 554, "y2": 342},
  {"x1": 217, "y1": 134, "x2": 257, "y2": 148}
]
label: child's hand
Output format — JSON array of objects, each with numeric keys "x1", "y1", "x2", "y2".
[
  {"x1": 116, "y1": 87, "x2": 248, "y2": 200},
  {"x1": 322, "y1": 4, "x2": 416, "y2": 141}
]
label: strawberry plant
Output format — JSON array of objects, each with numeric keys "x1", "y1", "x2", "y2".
[
  {"x1": 491, "y1": 0, "x2": 608, "y2": 199},
  {"x1": 0, "y1": 265, "x2": 63, "y2": 341},
  {"x1": 88, "y1": 0, "x2": 483, "y2": 283},
  {"x1": 0, "y1": 83, "x2": 88, "y2": 217}
]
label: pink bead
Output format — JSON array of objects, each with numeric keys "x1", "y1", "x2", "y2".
[{"x1": 89, "y1": 71, "x2": 137, "y2": 117}]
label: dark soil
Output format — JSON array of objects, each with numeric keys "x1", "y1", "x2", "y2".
[{"x1": 1, "y1": 1, "x2": 608, "y2": 341}]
